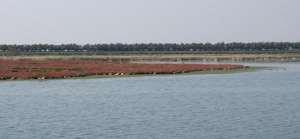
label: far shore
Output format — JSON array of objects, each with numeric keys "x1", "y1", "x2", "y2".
[
  {"x1": 1, "y1": 53, "x2": 300, "y2": 63},
  {"x1": 1, "y1": 53, "x2": 295, "y2": 80}
]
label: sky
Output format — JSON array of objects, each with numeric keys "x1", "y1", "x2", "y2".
[{"x1": 0, "y1": 0, "x2": 299, "y2": 44}]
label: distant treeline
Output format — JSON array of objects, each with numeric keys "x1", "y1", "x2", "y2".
[{"x1": 1, "y1": 42, "x2": 300, "y2": 55}]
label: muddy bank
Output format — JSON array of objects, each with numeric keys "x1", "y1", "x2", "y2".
[{"x1": 0, "y1": 59, "x2": 248, "y2": 80}]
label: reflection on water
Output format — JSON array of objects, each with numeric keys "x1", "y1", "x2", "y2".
[{"x1": 0, "y1": 63, "x2": 300, "y2": 139}]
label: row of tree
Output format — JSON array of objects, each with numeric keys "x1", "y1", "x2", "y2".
[{"x1": 0, "y1": 42, "x2": 299, "y2": 55}]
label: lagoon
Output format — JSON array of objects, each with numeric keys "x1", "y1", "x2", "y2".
[{"x1": 0, "y1": 63, "x2": 299, "y2": 139}]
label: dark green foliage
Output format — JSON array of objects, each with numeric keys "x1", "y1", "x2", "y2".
[{"x1": 0, "y1": 42, "x2": 300, "y2": 55}]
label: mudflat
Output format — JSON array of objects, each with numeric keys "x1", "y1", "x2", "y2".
[{"x1": 0, "y1": 58, "x2": 247, "y2": 80}]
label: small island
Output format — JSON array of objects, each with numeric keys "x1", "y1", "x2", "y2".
[{"x1": 0, "y1": 58, "x2": 248, "y2": 80}]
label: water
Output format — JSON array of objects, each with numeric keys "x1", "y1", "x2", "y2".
[{"x1": 0, "y1": 63, "x2": 300, "y2": 139}]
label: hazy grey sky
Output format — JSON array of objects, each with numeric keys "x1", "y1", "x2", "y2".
[{"x1": 0, "y1": 0, "x2": 299, "y2": 44}]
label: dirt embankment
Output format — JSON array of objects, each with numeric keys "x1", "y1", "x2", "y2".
[{"x1": 1, "y1": 53, "x2": 299, "y2": 62}]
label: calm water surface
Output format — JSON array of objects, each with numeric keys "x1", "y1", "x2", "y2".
[{"x1": 0, "y1": 63, "x2": 299, "y2": 139}]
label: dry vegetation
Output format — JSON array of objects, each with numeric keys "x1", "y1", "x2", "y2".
[{"x1": 0, "y1": 58, "x2": 247, "y2": 80}]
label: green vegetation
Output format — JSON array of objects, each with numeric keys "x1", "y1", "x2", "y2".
[{"x1": 1, "y1": 42, "x2": 299, "y2": 56}]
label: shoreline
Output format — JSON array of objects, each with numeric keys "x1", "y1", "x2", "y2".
[
  {"x1": 0, "y1": 67, "x2": 257, "y2": 82},
  {"x1": 0, "y1": 58, "x2": 250, "y2": 81}
]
